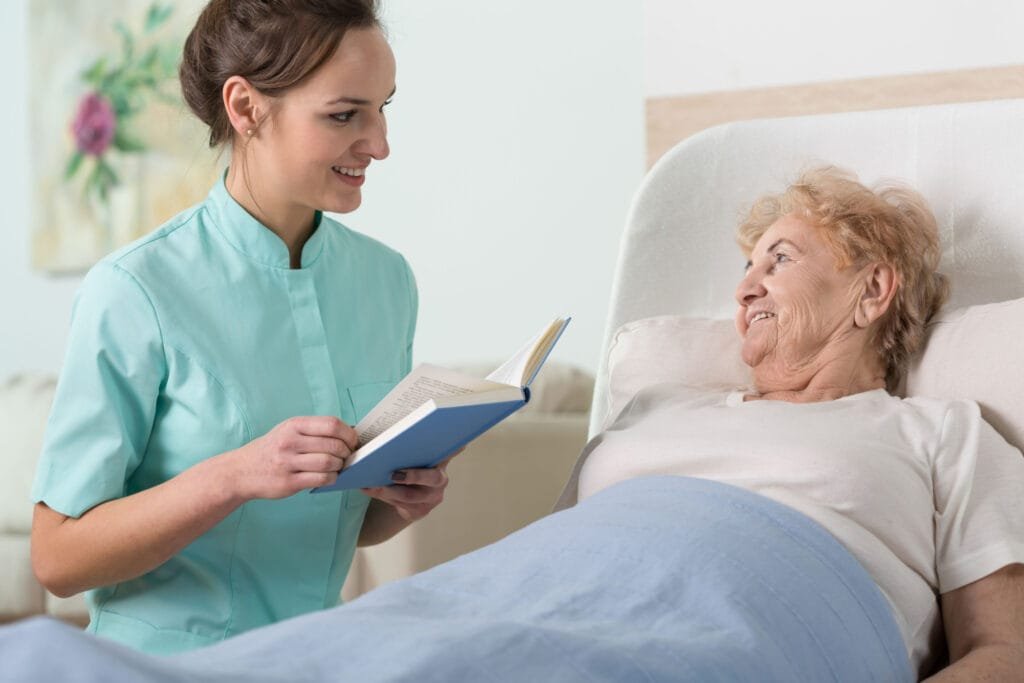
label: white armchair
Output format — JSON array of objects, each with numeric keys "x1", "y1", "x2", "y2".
[{"x1": 0, "y1": 374, "x2": 88, "y2": 626}]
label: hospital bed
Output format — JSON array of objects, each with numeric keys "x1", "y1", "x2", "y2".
[
  {"x1": 2, "y1": 98, "x2": 1023, "y2": 682},
  {"x1": 590, "y1": 97, "x2": 1024, "y2": 454}
]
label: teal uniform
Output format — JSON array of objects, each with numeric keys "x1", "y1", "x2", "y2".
[{"x1": 31, "y1": 177, "x2": 417, "y2": 654}]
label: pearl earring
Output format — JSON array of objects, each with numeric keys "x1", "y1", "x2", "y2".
[{"x1": 246, "y1": 129, "x2": 254, "y2": 136}]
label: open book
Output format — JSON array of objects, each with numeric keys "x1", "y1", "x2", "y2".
[{"x1": 312, "y1": 317, "x2": 571, "y2": 492}]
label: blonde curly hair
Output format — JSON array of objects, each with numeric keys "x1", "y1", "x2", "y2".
[{"x1": 737, "y1": 166, "x2": 949, "y2": 388}]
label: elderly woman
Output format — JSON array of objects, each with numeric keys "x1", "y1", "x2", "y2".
[{"x1": 575, "y1": 167, "x2": 1024, "y2": 680}]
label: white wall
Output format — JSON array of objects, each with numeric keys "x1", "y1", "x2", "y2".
[
  {"x1": 646, "y1": 0, "x2": 1024, "y2": 97},
  {"x1": 349, "y1": 1, "x2": 644, "y2": 373},
  {"x1": 0, "y1": 1, "x2": 645, "y2": 381}
]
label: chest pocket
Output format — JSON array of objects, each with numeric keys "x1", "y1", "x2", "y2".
[{"x1": 346, "y1": 380, "x2": 398, "y2": 424}]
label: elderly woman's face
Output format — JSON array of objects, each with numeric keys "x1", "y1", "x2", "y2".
[{"x1": 734, "y1": 215, "x2": 863, "y2": 372}]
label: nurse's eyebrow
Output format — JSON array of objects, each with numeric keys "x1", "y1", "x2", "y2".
[{"x1": 326, "y1": 87, "x2": 396, "y2": 106}]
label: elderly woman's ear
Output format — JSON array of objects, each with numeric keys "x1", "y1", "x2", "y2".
[{"x1": 853, "y1": 263, "x2": 899, "y2": 329}]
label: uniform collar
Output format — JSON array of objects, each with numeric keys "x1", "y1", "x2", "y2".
[{"x1": 206, "y1": 171, "x2": 325, "y2": 269}]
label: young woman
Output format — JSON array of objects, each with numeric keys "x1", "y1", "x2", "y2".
[{"x1": 30, "y1": 0, "x2": 449, "y2": 655}]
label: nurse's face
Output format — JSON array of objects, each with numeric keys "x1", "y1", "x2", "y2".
[{"x1": 254, "y1": 26, "x2": 395, "y2": 215}]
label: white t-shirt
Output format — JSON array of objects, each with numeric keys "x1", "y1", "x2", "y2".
[{"x1": 574, "y1": 385, "x2": 1024, "y2": 676}]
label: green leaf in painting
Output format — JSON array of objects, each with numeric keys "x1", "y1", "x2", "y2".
[
  {"x1": 144, "y1": 3, "x2": 174, "y2": 33},
  {"x1": 105, "y1": 86, "x2": 132, "y2": 118},
  {"x1": 112, "y1": 128, "x2": 146, "y2": 153},
  {"x1": 100, "y1": 65, "x2": 125, "y2": 93},
  {"x1": 81, "y1": 57, "x2": 108, "y2": 85},
  {"x1": 140, "y1": 46, "x2": 158, "y2": 71},
  {"x1": 99, "y1": 157, "x2": 120, "y2": 186},
  {"x1": 114, "y1": 20, "x2": 134, "y2": 62},
  {"x1": 64, "y1": 150, "x2": 85, "y2": 180},
  {"x1": 85, "y1": 161, "x2": 100, "y2": 198},
  {"x1": 94, "y1": 157, "x2": 120, "y2": 201}
]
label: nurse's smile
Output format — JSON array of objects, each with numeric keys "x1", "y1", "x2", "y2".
[{"x1": 333, "y1": 165, "x2": 367, "y2": 187}]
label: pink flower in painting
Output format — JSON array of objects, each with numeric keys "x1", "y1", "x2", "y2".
[{"x1": 71, "y1": 92, "x2": 117, "y2": 156}]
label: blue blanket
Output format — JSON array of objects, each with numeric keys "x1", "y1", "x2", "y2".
[{"x1": 0, "y1": 477, "x2": 912, "y2": 682}]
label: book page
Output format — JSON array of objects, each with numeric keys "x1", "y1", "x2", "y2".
[
  {"x1": 486, "y1": 317, "x2": 570, "y2": 387},
  {"x1": 355, "y1": 364, "x2": 508, "y2": 444}
]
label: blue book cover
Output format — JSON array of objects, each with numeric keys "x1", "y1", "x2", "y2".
[
  {"x1": 314, "y1": 392, "x2": 528, "y2": 491},
  {"x1": 312, "y1": 317, "x2": 569, "y2": 493}
]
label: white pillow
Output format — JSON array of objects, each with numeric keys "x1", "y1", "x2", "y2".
[
  {"x1": 605, "y1": 300, "x2": 1024, "y2": 455},
  {"x1": 906, "y1": 298, "x2": 1024, "y2": 454},
  {"x1": 604, "y1": 316, "x2": 749, "y2": 428}
]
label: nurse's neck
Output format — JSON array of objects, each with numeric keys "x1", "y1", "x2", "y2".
[{"x1": 225, "y1": 168, "x2": 315, "y2": 269}]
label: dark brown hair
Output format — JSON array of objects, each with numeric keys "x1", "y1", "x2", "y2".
[{"x1": 180, "y1": 0, "x2": 381, "y2": 148}]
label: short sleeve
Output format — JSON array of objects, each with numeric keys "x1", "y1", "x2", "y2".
[
  {"x1": 401, "y1": 255, "x2": 418, "y2": 375},
  {"x1": 31, "y1": 262, "x2": 166, "y2": 518},
  {"x1": 932, "y1": 400, "x2": 1024, "y2": 593}
]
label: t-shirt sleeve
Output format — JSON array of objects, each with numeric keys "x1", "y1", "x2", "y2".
[
  {"x1": 932, "y1": 400, "x2": 1024, "y2": 593},
  {"x1": 31, "y1": 262, "x2": 166, "y2": 518}
]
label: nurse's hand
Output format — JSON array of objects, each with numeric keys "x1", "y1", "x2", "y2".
[
  {"x1": 226, "y1": 416, "x2": 359, "y2": 500},
  {"x1": 358, "y1": 449, "x2": 467, "y2": 546},
  {"x1": 361, "y1": 449, "x2": 464, "y2": 523},
  {"x1": 362, "y1": 464, "x2": 450, "y2": 523}
]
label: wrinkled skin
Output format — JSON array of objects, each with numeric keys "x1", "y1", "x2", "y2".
[{"x1": 734, "y1": 214, "x2": 893, "y2": 402}]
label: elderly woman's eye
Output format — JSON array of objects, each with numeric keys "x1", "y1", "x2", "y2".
[{"x1": 773, "y1": 252, "x2": 790, "y2": 264}]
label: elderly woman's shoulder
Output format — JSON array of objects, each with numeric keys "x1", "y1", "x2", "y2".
[
  {"x1": 896, "y1": 393, "x2": 989, "y2": 434},
  {"x1": 897, "y1": 393, "x2": 1024, "y2": 466},
  {"x1": 898, "y1": 392, "x2": 981, "y2": 415}
]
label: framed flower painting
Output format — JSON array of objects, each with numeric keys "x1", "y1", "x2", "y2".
[{"x1": 30, "y1": 0, "x2": 220, "y2": 273}]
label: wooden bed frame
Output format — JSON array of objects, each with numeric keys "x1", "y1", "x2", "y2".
[{"x1": 646, "y1": 65, "x2": 1024, "y2": 167}]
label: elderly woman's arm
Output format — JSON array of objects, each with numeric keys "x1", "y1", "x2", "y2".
[{"x1": 924, "y1": 564, "x2": 1024, "y2": 681}]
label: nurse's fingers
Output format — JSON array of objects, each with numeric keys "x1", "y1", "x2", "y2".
[
  {"x1": 391, "y1": 467, "x2": 448, "y2": 488},
  {"x1": 368, "y1": 484, "x2": 441, "y2": 506},
  {"x1": 290, "y1": 416, "x2": 359, "y2": 451},
  {"x1": 292, "y1": 470, "x2": 339, "y2": 490},
  {"x1": 290, "y1": 452, "x2": 346, "y2": 473},
  {"x1": 295, "y1": 436, "x2": 354, "y2": 458}
]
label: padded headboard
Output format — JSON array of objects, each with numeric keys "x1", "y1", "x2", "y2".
[{"x1": 590, "y1": 98, "x2": 1024, "y2": 435}]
